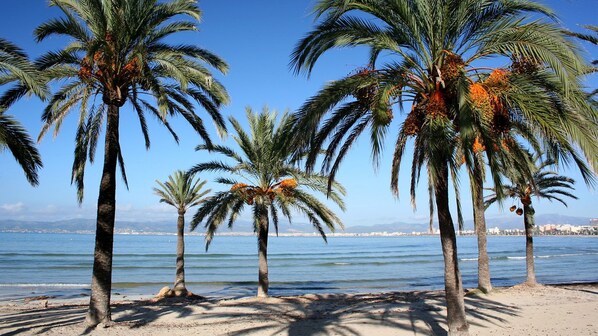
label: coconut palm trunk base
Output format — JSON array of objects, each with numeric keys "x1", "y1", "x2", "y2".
[{"x1": 86, "y1": 106, "x2": 119, "y2": 327}]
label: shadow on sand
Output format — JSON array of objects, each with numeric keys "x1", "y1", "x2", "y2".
[{"x1": 0, "y1": 289, "x2": 521, "y2": 336}]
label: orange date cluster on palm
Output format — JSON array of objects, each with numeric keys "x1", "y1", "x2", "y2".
[
  {"x1": 78, "y1": 52, "x2": 141, "y2": 84},
  {"x1": 403, "y1": 90, "x2": 449, "y2": 136},
  {"x1": 440, "y1": 52, "x2": 465, "y2": 84},
  {"x1": 485, "y1": 69, "x2": 509, "y2": 89},
  {"x1": 511, "y1": 56, "x2": 541, "y2": 75},
  {"x1": 426, "y1": 90, "x2": 448, "y2": 118},
  {"x1": 354, "y1": 84, "x2": 378, "y2": 108},
  {"x1": 231, "y1": 179, "x2": 298, "y2": 204},
  {"x1": 351, "y1": 67, "x2": 379, "y2": 108},
  {"x1": 466, "y1": 69, "x2": 512, "y2": 135},
  {"x1": 476, "y1": 135, "x2": 515, "y2": 154},
  {"x1": 403, "y1": 108, "x2": 423, "y2": 136},
  {"x1": 472, "y1": 137, "x2": 485, "y2": 153},
  {"x1": 469, "y1": 82, "x2": 493, "y2": 119}
]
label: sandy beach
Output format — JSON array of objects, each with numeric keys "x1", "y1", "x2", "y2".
[{"x1": 0, "y1": 283, "x2": 596, "y2": 335}]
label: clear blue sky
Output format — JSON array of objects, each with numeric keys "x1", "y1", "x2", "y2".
[{"x1": 0, "y1": 0, "x2": 596, "y2": 228}]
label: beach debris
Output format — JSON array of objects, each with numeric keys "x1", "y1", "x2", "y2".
[
  {"x1": 155, "y1": 286, "x2": 203, "y2": 301},
  {"x1": 24, "y1": 295, "x2": 54, "y2": 302},
  {"x1": 156, "y1": 286, "x2": 173, "y2": 298}
]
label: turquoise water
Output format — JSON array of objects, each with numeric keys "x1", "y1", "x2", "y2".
[{"x1": 0, "y1": 233, "x2": 596, "y2": 300}]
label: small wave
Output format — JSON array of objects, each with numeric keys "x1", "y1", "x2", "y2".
[
  {"x1": 507, "y1": 256, "x2": 526, "y2": 260},
  {"x1": 537, "y1": 252, "x2": 598, "y2": 258},
  {"x1": 316, "y1": 262, "x2": 351, "y2": 267},
  {"x1": 460, "y1": 258, "x2": 478, "y2": 261}
]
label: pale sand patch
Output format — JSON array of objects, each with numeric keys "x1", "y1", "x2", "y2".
[{"x1": 0, "y1": 284, "x2": 596, "y2": 335}]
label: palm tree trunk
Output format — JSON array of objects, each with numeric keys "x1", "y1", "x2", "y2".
[
  {"x1": 86, "y1": 104, "x2": 119, "y2": 327},
  {"x1": 435, "y1": 161, "x2": 469, "y2": 336},
  {"x1": 472, "y1": 159, "x2": 492, "y2": 293},
  {"x1": 428, "y1": 173, "x2": 434, "y2": 234},
  {"x1": 173, "y1": 210, "x2": 187, "y2": 296},
  {"x1": 523, "y1": 204, "x2": 536, "y2": 285},
  {"x1": 257, "y1": 205, "x2": 269, "y2": 297}
]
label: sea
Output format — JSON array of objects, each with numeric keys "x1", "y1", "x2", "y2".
[{"x1": 0, "y1": 233, "x2": 596, "y2": 301}]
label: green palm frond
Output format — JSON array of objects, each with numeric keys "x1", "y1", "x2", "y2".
[
  {"x1": 154, "y1": 170, "x2": 211, "y2": 213},
  {"x1": 35, "y1": 0, "x2": 229, "y2": 203},
  {"x1": 485, "y1": 155, "x2": 577, "y2": 210},
  {"x1": 0, "y1": 111, "x2": 43, "y2": 185},
  {"x1": 0, "y1": 38, "x2": 47, "y2": 185},
  {"x1": 0, "y1": 38, "x2": 48, "y2": 100}
]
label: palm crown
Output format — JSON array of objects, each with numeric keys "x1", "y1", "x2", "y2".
[
  {"x1": 189, "y1": 107, "x2": 346, "y2": 248},
  {"x1": 34, "y1": 0, "x2": 230, "y2": 202},
  {"x1": 154, "y1": 170, "x2": 211, "y2": 214},
  {"x1": 485, "y1": 157, "x2": 577, "y2": 218},
  {"x1": 291, "y1": 0, "x2": 597, "y2": 195}
]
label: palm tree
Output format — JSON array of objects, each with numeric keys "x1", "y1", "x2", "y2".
[
  {"x1": 31, "y1": 0, "x2": 229, "y2": 326},
  {"x1": 485, "y1": 157, "x2": 577, "y2": 285},
  {"x1": 291, "y1": 1, "x2": 596, "y2": 334},
  {"x1": 189, "y1": 107, "x2": 345, "y2": 297},
  {"x1": 153, "y1": 170, "x2": 210, "y2": 297},
  {"x1": 0, "y1": 38, "x2": 47, "y2": 185}
]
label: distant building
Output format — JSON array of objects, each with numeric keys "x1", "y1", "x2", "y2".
[{"x1": 489, "y1": 227, "x2": 501, "y2": 235}]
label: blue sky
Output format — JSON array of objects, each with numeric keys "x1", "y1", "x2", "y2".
[{"x1": 0, "y1": 0, "x2": 596, "y2": 228}]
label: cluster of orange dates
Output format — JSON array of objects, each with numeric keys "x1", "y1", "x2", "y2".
[{"x1": 230, "y1": 178, "x2": 298, "y2": 205}]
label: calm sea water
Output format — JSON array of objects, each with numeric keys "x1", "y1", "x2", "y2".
[{"x1": 0, "y1": 233, "x2": 596, "y2": 300}]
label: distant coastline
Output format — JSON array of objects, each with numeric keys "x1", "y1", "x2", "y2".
[
  {"x1": 0, "y1": 229, "x2": 596, "y2": 237},
  {"x1": 1, "y1": 214, "x2": 596, "y2": 236}
]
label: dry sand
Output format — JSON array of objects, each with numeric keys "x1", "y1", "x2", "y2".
[{"x1": 0, "y1": 283, "x2": 596, "y2": 335}]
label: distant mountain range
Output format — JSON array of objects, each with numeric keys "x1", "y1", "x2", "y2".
[{"x1": 0, "y1": 214, "x2": 593, "y2": 234}]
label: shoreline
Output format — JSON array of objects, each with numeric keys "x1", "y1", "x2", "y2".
[{"x1": 1, "y1": 283, "x2": 596, "y2": 335}]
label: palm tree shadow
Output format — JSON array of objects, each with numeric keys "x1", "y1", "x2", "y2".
[
  {"x1": 1, "y1": 290, "x2": 521, "y2": 335},
  {"x1": 110, "y1": 296, "x2": 215, "y2": 328},
  {"x1": 0, "y1": 297, "x2": 215, "y2": 335},
  {"x1": 0, "y1": 304, "x2": 87, "y2": 335},
  {"x1": 214, "y1": 290, "x2": 520, "y2": 336}
]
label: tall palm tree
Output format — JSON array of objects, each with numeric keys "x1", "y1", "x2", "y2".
[
  {"x1": 485, "y1": 157, "x2": 577, "y2": 285},
  {"x1": 291, "y1": 1, "x2": 596, "y2": 334},
  {"x1": 0, "y1": 38, "x2": 47, "y2": 185},
  {"x1": 31, "y1": 0, "x2": 229, "y2": 326},
  {"x1": 154, "y1": 170, "x2": 210, "y2": 297},
  {"x1": 189, "y1": 107, "x2": 345, "y2": 297}
]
